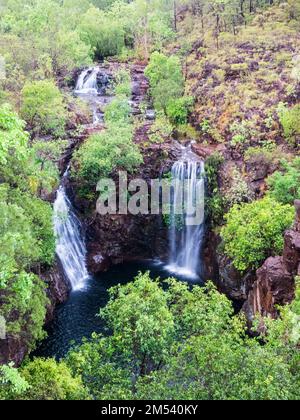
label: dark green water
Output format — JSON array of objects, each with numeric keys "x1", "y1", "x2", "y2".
[{"x1": 35, "y1": 260, "x2": 201, "y2": 360}]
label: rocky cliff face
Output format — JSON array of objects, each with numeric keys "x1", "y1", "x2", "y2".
[
  {"x1": 243, "y1": 201, "x2": 300, "y2": 322},
  {"x1": 203, "y1": 199, "x2": 299, "y2": 320},
  {"x1": 72, "y1": 139, "x2": 180, "y2": 274},
  {"x1": 67, "y1": 62, "x2": 182, "y2": 274},
  {"x1": 41, "y1": 262, "x2": 71, "y2": 324}
]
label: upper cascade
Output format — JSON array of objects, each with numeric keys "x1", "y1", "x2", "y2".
[
  {"x1": 74, "y1": 66, "x2": 110, "y2": 124},
  {"x1": 75, "y1": 67, "x2": 99, "y2": 94}
]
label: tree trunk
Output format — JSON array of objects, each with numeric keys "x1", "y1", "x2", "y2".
[{"x1": 173, "y1": 1, "x2": 177, "y2": 32}]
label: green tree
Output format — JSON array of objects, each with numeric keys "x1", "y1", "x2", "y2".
[
  {"x1": 221, "y1": 196, "x2": 294, "y2": 272},
  {"x1": 0, "y1": 103, "x2": 28, "y2": 166},
  {"x1": 145, "y1": 52, "x2": 184, "y2": 112},
  {"x1": 30, "y1": 139, "x2": 68, "y2": 194},
  {"x1": 21, "y1": 80, "x2": 67, "y2": 137},
  {"x1": 4, "y1": 359, "x2": 89, "y2": 400},
  {"x1": 267, "y1": 158, "x2": 300, "y2": 205},
  {"x1": 66, "y1": 274, "x2": 299, "y2": 400},
  {"x1": 79, "y1": 6, "x2": 125, "y2": 59},
  {"x1": 73, "y1": 123, "x2": 142, "y2": 196},
  {"x1": 166, "y1": 96, "x2": 194, "y2": 125},
  {"x1": 101, "y1": 272, "x2": 175, "y2": 376},
  {"x1": 0, "y1": 363, "x2": 30, "y2": 400},
  {"x1": 0, "y1": 103, "x2": 55, "y2": 353}
]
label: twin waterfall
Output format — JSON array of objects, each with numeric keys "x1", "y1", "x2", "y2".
[
  {"x1": 166, "y1": 147, "x2": 205, "y2": 279},
  {"x1": 53, "y1": 68, "x2": 205, "y2": 291}
]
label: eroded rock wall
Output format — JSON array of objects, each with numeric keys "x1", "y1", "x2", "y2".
[{"x1": 243, "y1": 201, "x2": 300, "y2": 321}]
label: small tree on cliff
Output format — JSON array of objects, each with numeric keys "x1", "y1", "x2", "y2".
[
  {"x1": 21, "y1": 80, "x2": 67, "y2": 137},
  {"x1": 221, "y1": 196, "x2": 294, "y2": 272}
]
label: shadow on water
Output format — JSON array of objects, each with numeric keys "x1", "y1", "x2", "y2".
[{"x1": 34, "y1": 260, "x2": 202, "y2": 360}]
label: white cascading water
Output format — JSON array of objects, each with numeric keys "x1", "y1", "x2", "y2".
[
  {"x1": 166, "y1": 147, "x2": 205, "y2": 279},
  {"x1": 53, "y1": 183, "x2": 89, "y2": 291},
  {"x1": 75, "y1": 67, "x2": 110, "y2": 124},
  {"x1": 52, "y1": 67, "x2": 111, "y2": 291},
  {"x1": 75, "y1": 67, "x2": 99, "y2": 94}
]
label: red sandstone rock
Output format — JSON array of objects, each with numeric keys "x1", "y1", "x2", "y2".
[
  {"x1": 191, "y1": 143, "x2": 226, "y2": 159},
  {"x1": 243, "y1": 256, "x2": 295, "y2": 322},
  {"x1": 243, "y1": 203, "x2": 300, "y2": 321}
]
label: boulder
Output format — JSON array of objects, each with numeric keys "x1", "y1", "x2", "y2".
[
  {"x1": 191, "y1": 143, "x2": 226, "y2": 159},
  {"x1": 0, "y1": 335, "x2": 28, "y2": 367},
  {"x1": 282, "y1": 229, "x2": 300, "y2": 275},
  {"x1": 243, "y1": 256, "x2": 295, "y2": 322},
  {"x1": 217, "y1": 254, "x2": 255, "y2": 301},
  {"x1": 41, "y1": 261, "x2": 71, "y2": 324}
]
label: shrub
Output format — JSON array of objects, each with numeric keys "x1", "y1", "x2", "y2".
[
  {"x1": 73, "y1": 123, "x2": 143, "y2": 194},
  {"x1": 148, "y1": 112, "x2": 173, "y2": 144},
  {"x1": 221, "y1": 197, "x2": 294, "y2": 272},
  {"x1": 230, "y1": 120, "x2": 253, "y2": 147},
  {"x1": 114, "y1": 69, "x2": 131, "y2": 97},
  {"x1": 225, "y1": 168, "x2": 253, "y2": 207},
  {"x1": 277, "y1": 103, "x2": 300, "y2": 146},
  {"x1": 104, "y1": 95, "x2": 131, "y2": 124},
  {"x1": 267, "y1": 158, "x2": 300, "y2": 205},
  {"x1": 166, "y1": 96, "x2": 194, "y2": 125},
  {"x1": 145, "y1": 52, "x2": 184, "y2": 112},
  {"x1": 18, "y1": 359, "x2": 88, "y2": 400},
  {"x1": 21, "y1": 80, "x2": 67, "y2": 137}
]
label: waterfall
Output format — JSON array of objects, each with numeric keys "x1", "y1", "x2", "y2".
[
  {"x1": 52, "y1": 65, "x2": 111, "y2": 291},
  {"x1": 75, "y1": 67, "x2": 110, "y2": 124},
  {"x1": 166, "y1": 147, "x2": 205, "y2": 279},
  {"x1": 53, "y1": 186, "x2": 89, "y2": 291},
  {"x1": 75, "y1": 67, "x2": 99, "y2": 94}
]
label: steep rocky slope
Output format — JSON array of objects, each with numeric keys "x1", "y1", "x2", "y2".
[{"x1": 173, "y1": 4, "x2": 300, "y2": 318}]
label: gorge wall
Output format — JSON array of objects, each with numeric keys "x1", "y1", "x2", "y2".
[
  {"x1": 243, "y1": 201, "x2": 300, "y2": 321},
  {"x1": 203, "y1": 201, "x2": 299, "y2": 321},
  {"x1": 71, "y1": 139, "x2": 181, "y2": 274}
]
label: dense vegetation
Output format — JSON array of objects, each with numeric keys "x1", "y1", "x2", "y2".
[
  {"x1": 72, "y1": 68, "x2": 143, "y2": 197},
  {"x1": 221, "y1": 197, "x2": 294, "y2": 272},
  {"x1": 0, "y1": 0, "x2": 300, "y2": 401},
  {"x1": 0, "y1": 104, "x2": 56, "y2": 351},
  {"x1": 1, "y1": 274, "x2": 300, "y2": 400}
]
